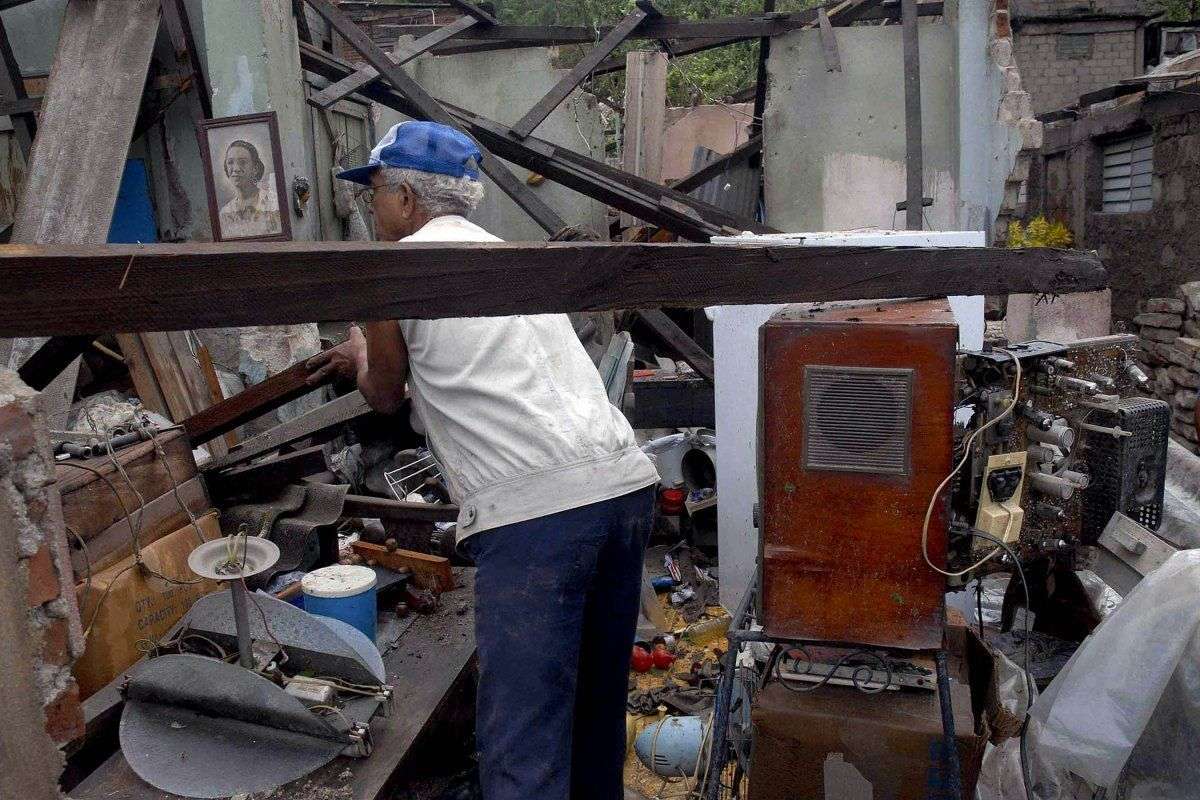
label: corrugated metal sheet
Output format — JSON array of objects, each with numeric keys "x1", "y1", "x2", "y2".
[{"x1": 686, "y1": 145, "x2": 761, "y2": 222}]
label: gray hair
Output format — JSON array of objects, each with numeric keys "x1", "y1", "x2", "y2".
[{"x1": 378, "y1": 165, "x2": 484, "y2": 217}]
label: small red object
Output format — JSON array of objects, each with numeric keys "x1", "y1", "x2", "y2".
[
  {"x1": 631, "y1": 645, "x2": 654, "y2": 673},
  {"x1": 659, "y1": 487, "x2": 686, "y2": 515},
  {"x1": 652, "y1": 645, "x2": 676, "y2": 670}
]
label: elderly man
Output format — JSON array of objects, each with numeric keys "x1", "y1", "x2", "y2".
[{"x1": 307, "y1": 121, "x2": 660, "y2": 800}]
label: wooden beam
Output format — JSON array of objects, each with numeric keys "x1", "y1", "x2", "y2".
[
  {"x1": 202, "y1": 390, "x2": 372, "y2": 472},
  {"x1": 206, "y1": 444, "x2": 329, "y2": 501},
  {"x1": 299, "y1": 42, "x2": 769, "y2": 239},
  {"x1": 343, "y1": 494, "x2": 459, "y2": 523},
  {"x1": 444, "y1": 0, "x2": 497, "y2": 25},
  {"x1": 636, "y1": 309, "x2": 715, "y2": 384},
  {"x1": 182, "y1": 359, "x2": 327, "y2": 446},
  {"x1": 672, "y1": 136, "x2": 761, "y2": 194},
  {"x1": 0, "y1": 241, "x2": 1107, "y2": 336},
  {"x1": 304, "y1": 0, "x2": 567, "y2": 236},
  {"x1": 816, "y1": 8, "x2": 842, "y2": 72},
  {"x1": 160, "y1": 0, "x2": 213, "y2": 121},
  {"x1": 902, "y1": 0, "x2": 923, "y2": 230},
  {"x1": 351, "y1": 540, "x2": 456, "y2": 593},
  {"x1": 510, "y1": 4, "x2": 654, "y2": 139},
  {"x1": 15, "y1": 335, "x2": 91, "y2": 391},
  {"x1": 310, "y1": 14, "x2": 480, "y2": 110},
  {"x1": 750, "y1": 0, "x2": 774, "y2": 142}
]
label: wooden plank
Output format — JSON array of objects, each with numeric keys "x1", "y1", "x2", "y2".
[
  {"x1": 205, "y1": 444, "x2": 329, "y2": 501},
  {"x1": 181, "y1": 359, "x2": 326, "y2": 445},
  {"x1": 57, "y1": 429, "x2": 197, "y2": 544},
  {"x1": 630, "y1": 372, "x2": 714, "y2": 428},
  {"x1": 0, "y1": 241, "x2": 1107, "y2": 336},
  {"x1": 510, "y1": 5, "x2": 654, "y2": 140},
  {"x1": 445, "y1": 0, "x2": 498, "y2": 24},
  {"x1": 300, "y1": 42, "x2": 769, "y2": 239},
  {"x1": 15, "y1": 335, "x2": 91, "y2": 391},
  {"x1": 195, "y1": 344, "x2": 238, "y2": 450},
  {"x1": 672, "y1": 136, "x2": 762, "y2": 194},
  {"x1": 160, "y1": 0, "x2": 213, "y2": 121},
  {"x1": 636, "y1": 309, "x2": 715, "y2": 384},
  {"x1": 343, "y1": 493, "x2": 459, "y2": 523},
  {"x1": 901, "y1": 0, "x2": 923, "y2": 230},
  {"x1": 816, "y1": 8, "x2": 842, "y2": 72},
  {"x1": 70, "y1": 570, "x2": 479, "y2": 800},
  {"x1": 12, "y1": 0, "x2": 159, "y2": 243},
  {"x1": 310, "y1": 14, "x2": 480, "y2": 110},
  {"x1": 202, "y1": 390, "x2": 372, "y2": 472},
  {"x1": 114, "y1": 333, "x2": 170, "y2": 420},
  {"x1": 352, "y1": 540, "x2": 456, "y2": 593},
  {"x1": 305, "y1": 0, "x2": 567, "y2": 236}
]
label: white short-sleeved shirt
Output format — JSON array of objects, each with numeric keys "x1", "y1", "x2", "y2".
[{"x1": 396, "y1": 215, "x2": 659, "y2": 541}]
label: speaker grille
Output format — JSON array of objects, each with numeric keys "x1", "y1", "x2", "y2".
[{"x1": 803, "y1": 366, "x2": 913, "y2": 475}]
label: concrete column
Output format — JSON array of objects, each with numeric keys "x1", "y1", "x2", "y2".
[
  {"x1": 199, "y1": 0, "x2": 324, "y2": 432},
  {"x1": 621, "y1": 50, "x2": 666, "y2": 228}
]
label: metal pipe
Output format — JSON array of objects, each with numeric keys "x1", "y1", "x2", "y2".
[
  {"x1": 229, "y1": 580, "x2": 255, "y2": 669},
  {"x1": 934, "y1": 651, "x2": 964, "y2": 799}
]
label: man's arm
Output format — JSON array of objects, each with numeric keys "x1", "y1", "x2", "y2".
[
  {"x1": 358, "y1": 321, "x2": 408, "y2": 414},
  {"x1": 305, "y1": 322, "x2": 409, "y2": 414}
]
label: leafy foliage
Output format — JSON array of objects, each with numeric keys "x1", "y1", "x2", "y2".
[
  {"x1": 493, "y1": 0, "x2": 821, "y2": 106},
  {"x1": 1006, "y1": 216, "x2": 1074, "y2": 248},
  {"x1": 1150, "y1": 0, "x2": 1200, "y2": 22}
]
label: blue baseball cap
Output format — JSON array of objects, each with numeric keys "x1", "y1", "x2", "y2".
[{"x1": 336, "y1": 121, "x2": 483, "y2": 185}]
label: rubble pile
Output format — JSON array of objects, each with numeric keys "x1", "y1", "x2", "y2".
[{"x1": 1135, "y1": 283, "x2": 1200, "y2": 452}]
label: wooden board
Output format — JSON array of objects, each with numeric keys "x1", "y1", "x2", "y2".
[
  {"x1": 56, "y1": 429, "x2": 198, "y2": 544},
  {"x1": 352, "y1": 540, "x2": 456, "y2": 593},
  {"x1": 70, "y1": 569, "x2": 478, "y2": 800},
  {"x1": 205, "y1": 445, "x2": 330, "y2": 502},
  {"x1": 0, "y1": 241, "x2": 1107, "y2": 336},
  {"x1": 182, "y1": 360, "x2": 326, "y2": 445},
  {"x1": 635, "y1": 309, "x2": 715, "y2": 384},
  {"x1": 343, "y1": 494, "x2": 459, "y2": 524},
  {"x1": 630, "y1": 371, "x2": 715, "y2": 429}
]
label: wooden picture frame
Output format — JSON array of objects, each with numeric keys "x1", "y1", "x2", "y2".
[{"x1": 196, "y1": 112, "x2": 292, "y2": 242}]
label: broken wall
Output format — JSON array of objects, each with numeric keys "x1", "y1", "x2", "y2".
[
  {"x1": 661, "y1": 103, "x2": 754, "y2": 185},
  {"x1": 376, "y1": 45, "x2": 609, "y2": 242},
  {"x1": 0, "y1": 369, "x2": 86, "y2": 783},
  {"x1": 763, "y1": 21, "x2": 960, "y2": 232}
]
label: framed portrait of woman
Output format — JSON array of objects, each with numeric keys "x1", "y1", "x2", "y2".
[{"x1": 196, "y1": 112, "x2": 292, "y2": 242}]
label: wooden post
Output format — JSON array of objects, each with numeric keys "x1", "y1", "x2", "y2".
[
  {"x1": 621, "y1": 50, "x2": 667, "y2": 228},
  {"x1": 902, "y1": 0, "x2": 924, "y2": 231}
]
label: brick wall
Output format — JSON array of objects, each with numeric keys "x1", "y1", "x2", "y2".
[
  {"x1": 1014, "y1": 26, "x2": 1142, "y2": 114},
  {"x1": 0, "y1": 369, "x2": 85, "y2": 754}
]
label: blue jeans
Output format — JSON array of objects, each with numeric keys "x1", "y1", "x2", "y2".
[{"x1": 462, "y1": 486, "x2": 655, "y2": 800}]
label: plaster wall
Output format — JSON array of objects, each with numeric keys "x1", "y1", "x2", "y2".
[
  {"x1": 375, "y1": 45, "x2": 608, "y2": 242},
  {"x1": 763, "y1": 23, "x2": 961, "y2": 232},
  {"x1": 661, "y1": 103, "x2": 754, "y2": 184}
]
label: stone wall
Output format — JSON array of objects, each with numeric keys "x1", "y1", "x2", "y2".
[
  {"x1": 1030, "y1": 91, "x2": 1200, "y2": 323},
  {"x1": 0, "y1": 369, "x2": 86, "y2": 772},
  {"x1": 1134, "y1": 289, "x2": 1200, "y2": 451}
]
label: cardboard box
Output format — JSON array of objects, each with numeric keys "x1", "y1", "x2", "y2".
[{"x1": 73, "y1": 512, "x2": 221, "y2": 699}]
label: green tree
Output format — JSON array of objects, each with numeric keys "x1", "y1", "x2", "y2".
[{"x1": 493, "y1": 0, "x2": 821, "y2": 106}]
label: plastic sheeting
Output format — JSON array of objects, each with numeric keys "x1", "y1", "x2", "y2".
[{"x1": 1031, "y1": 550, "x2": 1200, "y2": 796}]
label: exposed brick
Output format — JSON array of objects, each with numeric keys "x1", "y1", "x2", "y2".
[
  {"x1": 995, "y1": 9, "x2": 1011, "y2": 38},
  {"x1": 23, "y1": 544, "x2": 60, "y2": 608},
  {"x1": 38, "y1": 618, "x2": 71, "y2": 667},
  {"x1": 0, "y1": 404, "x2": 37, "y2": 459},
  {"x1": 41, "y1": 684, "x2": 84, "y2": 745}
]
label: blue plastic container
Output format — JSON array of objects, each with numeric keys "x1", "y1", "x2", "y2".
[{"x1": 301, "y1": 565, "x2": 378, "y2": 643}]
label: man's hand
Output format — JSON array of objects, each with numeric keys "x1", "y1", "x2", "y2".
[{"x1": 306, "y1": 325, "x2": 366, "y2": 386}]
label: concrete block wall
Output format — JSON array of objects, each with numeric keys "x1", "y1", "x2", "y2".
[
  {"x1": 0, "y1": 368, "x2": 86, "y2": 750},
  {"x1": 1013, "y1": 26, "x2": 1141, "y2": 114},
  {"x1": 1134, "y1": 288, "x2": 1200, "y2": 452}
]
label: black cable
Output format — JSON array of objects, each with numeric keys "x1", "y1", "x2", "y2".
[{"x1": 955, "y1": 526, "x2": 1036, "y2": 799}]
